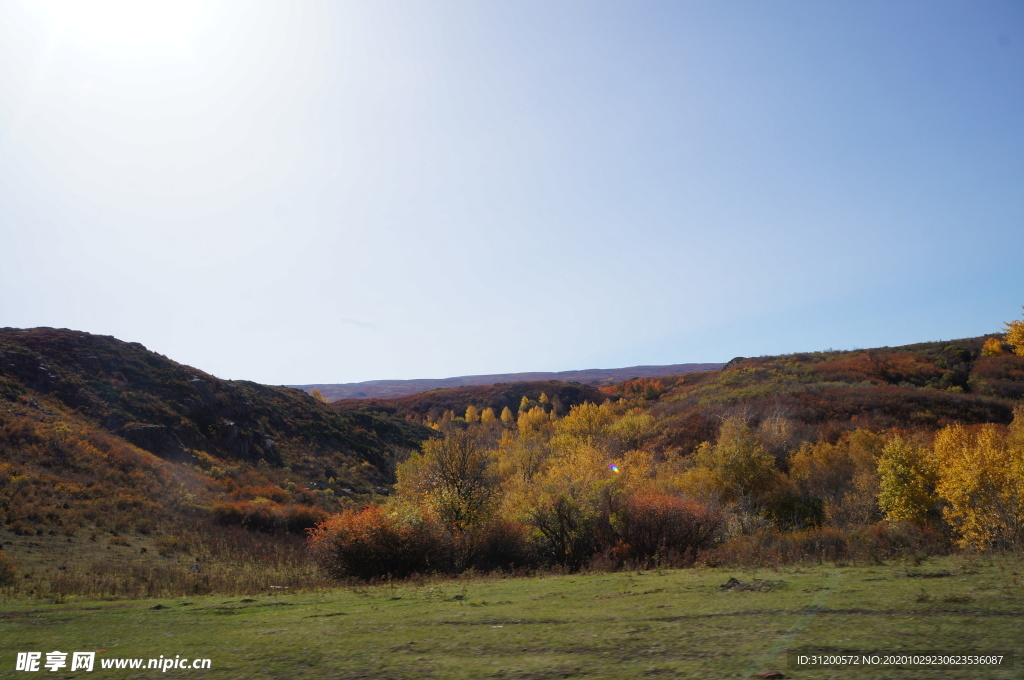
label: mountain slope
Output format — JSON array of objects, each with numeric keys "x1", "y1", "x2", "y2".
[
  {"x1": 643, "y1": 335, "x2": 1023, "y2": 453},
  {"x1": 0, "y1": 327, "x2": 437, "y2": 596},
  {"x1": 0, "y1": 327, "x2": 430, "y2": 484}
]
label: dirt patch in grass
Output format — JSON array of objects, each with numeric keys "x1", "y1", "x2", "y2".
[
  {"x1": 492, "y1": 667, "x2": 585, "y2": 680},
  {"x1": 653, "y1": 609, "x2": 790, "y2": 622},
  {"x1": 437, "y1": 617, "x2": 570, "y2": 626},
  {"x1": 906, "y1": 569, "x2": 952, "y2": 578},
  {"x1": 594, "y1": 588, "x2": 664, "y2": 599},
  {"x1": 720, "y1": 577, "x2": 786, "y2": 592}
]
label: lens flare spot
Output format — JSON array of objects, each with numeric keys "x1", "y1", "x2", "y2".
[{"x1": 609, "y1": 464, "x2": 620, "y2": 474}]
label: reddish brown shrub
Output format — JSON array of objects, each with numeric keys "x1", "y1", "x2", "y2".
[
  {"x1": 704, "y1": 522, "x2": 950, "y2": 568},
  {"x1": 610, "y1": 494, "x2": 722, "y2": 566},
  {"x1": 307, "y1": 506, "x2": 452, "y2": 580},
  {"x1": 466, "y1": 519, "x2": 538, "y2": 572},
  {"x1": 233, "y1": 484, "x2": 291, "y2": 504},
  {"x1": 212, "y1": 501, "x2": 327, "y2": 535},
  {"x1": 0, "y1": 551, "x2": 16, "y2": 586}
]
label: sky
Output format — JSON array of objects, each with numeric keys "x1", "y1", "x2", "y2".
[{"x1": 1, "y1": 0, "x2": 1022, "y2": 385}]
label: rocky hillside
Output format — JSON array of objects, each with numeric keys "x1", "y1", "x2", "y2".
[
  {"x1": 0, "y1": 328, "x2": 441, "y2": 597},
  {"x1": 0, "y1": 327, "x2": 432, "y2": 489}
]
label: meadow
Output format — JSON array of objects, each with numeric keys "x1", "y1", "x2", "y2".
[{"x1": 2, "y1": 555, "x2": 1021, "y2": 679}]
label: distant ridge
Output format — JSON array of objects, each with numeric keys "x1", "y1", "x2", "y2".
[{"x1": 293, "y1": 363, "x2": 725, "y2": 401}]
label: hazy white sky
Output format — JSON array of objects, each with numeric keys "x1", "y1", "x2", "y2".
[{"x1": 1, "y1": 1, "x2": 1022, "y2": 384}]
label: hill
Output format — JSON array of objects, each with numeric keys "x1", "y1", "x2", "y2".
[
  {"x1": 641, "y1": 335, "x2": 1023, "y2": 453},
  {"x1": 308, "y1": 332, "x2": 1024, "y2": 582},
  {"x1": 331, "y1": 335, "x2": 1023, "y2": 450},
  {"x1": 0, "y1": 328, "x2": 433, "y2": 596},
  {"x1": 294, "y1": 362, "x2": 724, "y2": 400},
  {"x1": 0, "y1": 328, "x2": 429, "y2": 482},
  {"x1": 2, "y1": 327, "x2": 1022, "y2": 597}
]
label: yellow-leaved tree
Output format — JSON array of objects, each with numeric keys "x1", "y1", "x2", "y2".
[
  {"x1": 395, "y1": 430, "x2": 497, "y2": 533},
  {"x1": 548, "y1": 401, "x2": 616, "y2": 456},
  {"x1": 676, "y1": 416, "x2": 786, "y2": 516},
  {"x1": 932, "y1": 414, "x2": 1024, "y2": 549},
  {"x1": 981, "y1": 337, "x2": 1006, "y2": 357},
  {"x1": 789, "y1": 429, "x2": 885, "y2": 527},
  {"x1": 500, "y1": 406, "x2": 516, "y2": 427},
  {"x1": 1005, "y1": 307, "x2": 1024, "y2": 356},
  {"x1": 494, "y1": 406, "x2": 554, "y2": 514},
  {"x1": 524, "y1": 440, "x2": 614, "y2": 571},
  {"x1": 607, "y1": 409, "x2": 657, "y2": 452},
  {"x1": 876, "y1": 436, "x2": 938, "y2": 524}
]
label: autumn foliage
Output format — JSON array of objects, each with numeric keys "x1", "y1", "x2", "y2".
[
  {"x1": 312, "y1": 312, "x2": 1024, "y2": 580},
  {"x1": 307, "y1": 506, "x2": 450, "y2": 580},
  {"x1": 212, "y1": 501, "x2": 327, "y2": 534},
  {"x1": 5, "y1": 317, "x2": 1024, "y2": 594},
  {"x1": 609, "y1": 494, "x2": 721, "y2": 566}
]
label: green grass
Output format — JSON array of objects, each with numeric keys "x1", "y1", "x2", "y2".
[{"x1": 2, "y1": 556, "x2": 1021, "y2": 679}]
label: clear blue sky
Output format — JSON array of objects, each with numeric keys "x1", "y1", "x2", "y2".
[{"x1": 1, "y1": 1, "x2": 1022, "y2": 384}]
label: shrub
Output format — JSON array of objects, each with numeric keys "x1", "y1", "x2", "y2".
[
  {"x1": 212, "y1": 501, "x2": 327, "y2": 535},
  {"x1": 847, "y1": 521, "x2": 950, "y2": 561},
  {"x1": 703, "y1": 522, "x2": 950, "y2": 567},
  {"x1": 233, "y1": 484, "x2": 292, "y2": 504},
  {"x1": 466, "y1": 519, "x2": 538, "y2": 572},
  {"x1": 610, "y1": 494, "x2": 722, "y2": 566},
  {"x1": 307, "y1": 506, "x2": 451, "y2": 580},
  {"x1": 529, "y1": 494, "x2": 606, "y2": 572},
  {"x1": 0, "y1": 551, "x2": 16, "y2": 586}
]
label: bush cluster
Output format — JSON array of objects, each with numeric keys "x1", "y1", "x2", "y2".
[
  {"x1": 0, "y1": 551, "x2": 16, "y2": 587},
  {"x1": 307, "y1": 493, "x2": 723, "y2": 580},
  {"x1": 212, "y1": 501, "x2": 327, "y2": 535},
  {"x1": 703, "y1": 522, "x2": 949, "y2": 567}
]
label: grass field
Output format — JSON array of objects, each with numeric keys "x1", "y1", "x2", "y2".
[{"x1": 1, "y1": 556, "x2": 1021, "y2": 679}]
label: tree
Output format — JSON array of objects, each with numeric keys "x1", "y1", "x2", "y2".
[
  {"x1": 395, "y1": 430, "x2": 497, "y2": 532},
  {"x1": 932, "y1": 416, "x2": 1024, "y2": 549},
  {"x1": 608, "y1": 409, "x2": 656, "y2": 452},
  {"x1": 529, "y1": 493, "x2": 601, "y2": 571},
  {"x1": 500, "y1": 406, "x2": 516, "y2": 427},
  {"x1": 310, "y1": 389, "x2": 329, "y2": 404},
  {"x1": 1005, "y1": 307, "x2": 1024, "y2": 356},
  {"x1": 876, "y1": 436, "x2": 938, "y2": 524},
  {"x1": 789, "y1": 429, "x2": 884, "y2": 527},
  {"x1": 550, "y1": 401, "x2": 616, "y2": 455},
  {"x1": 981, "y1": 337, "x2": 1006, "y2": 357},
  {"x1": 519, "y1": 427, "x2": 617, "y2": 569},
  {"x1": 678, "y1": 417, "x2": 784, "y2": 512}
]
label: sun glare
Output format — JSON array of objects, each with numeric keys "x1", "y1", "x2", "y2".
[{"x1": 37, "y1": 0, "x2": 207, "y2": 54}]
